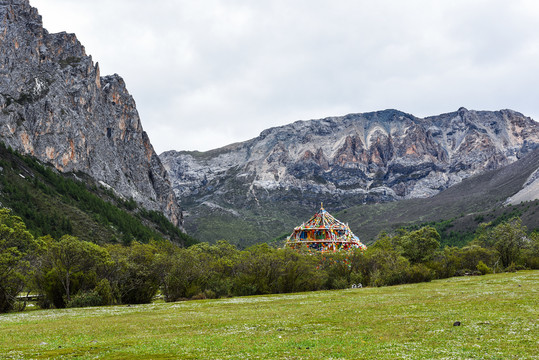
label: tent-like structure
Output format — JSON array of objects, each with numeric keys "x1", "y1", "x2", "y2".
[{"x1": 285, "y1": 205, "x2": 367, "y2": 252}]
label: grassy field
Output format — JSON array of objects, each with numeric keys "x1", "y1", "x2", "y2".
[{"x1": 1, "y1": 271, "x2": 537, "y2": 359}]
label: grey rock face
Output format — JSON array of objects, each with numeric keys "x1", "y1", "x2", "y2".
[
  {"x1": 506, "y1": 165, "x2": 539, "y2": 205},
  {"x1": 161, "y1": 108, "x2": 539, "y2": 210},
  {"x1": 0, "y1": 0, "x2": 181, "y2": 226}
]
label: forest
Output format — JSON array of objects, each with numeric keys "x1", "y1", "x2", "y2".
[{"x1": 1, "y1": 206, "x2": 538, "y2": 313}]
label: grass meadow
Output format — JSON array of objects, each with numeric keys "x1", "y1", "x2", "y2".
[{"x1": 1, "y1": 271, "x2": 537, "y2": 359}]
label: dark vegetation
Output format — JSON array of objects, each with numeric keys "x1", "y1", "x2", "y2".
[
  {"x1": 402, "y1": 200, "x2": 539, "y2": 248},
  {"x1": 1, "y1": 204, "x2": 537, "y2": 313},
  {"x1": 0, "y1": 142, "x2": 196, "y2": 246}
]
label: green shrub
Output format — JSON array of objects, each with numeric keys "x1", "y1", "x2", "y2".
[
  {"x1": 67, "y1": 291, "x2": 102, "y2": 308},
  {"x1": 349, "y1": 271, "x2": 365, "y2": 287},
  {"x1": 95, "y1": 279, "x2": 115, "y2": 306},
  {"x1": 191, "y1": 290, "x2": 217, "y2": 300},
  {"x1": 107, "y1": 243, "x2": 161, "y2": 304},
  {"x1": 476, "y1": 261, "x2": 492, "y2": 275},
  {"x1": 232, "y1": 274, "x2": 258, "y2": 296},
  {"x1": 0, "y1": 208, "x2": 39, "y2": 313},
  {"x1": 505, "y1": 262, "x2": 517, "y2": 273},
  {"x1": 407, "y1": 264, "x2": 435, "y2": 283},
  {"x1": 36, "y1": 296, "x2": 52, "y2": 310},
  {"x1": 332, "y1": 277, "x2": 350, "y2": 290}
]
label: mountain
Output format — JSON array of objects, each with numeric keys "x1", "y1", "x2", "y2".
[
  {"x1": 337, "y1": 147, "x2": 539, "y2": 246},
  {"x1": 0, "y1": 143, "x2": 197, "y2": 246},
  {"x1": 0, "y1": 0, "x2": 181, "y2": 226},
  {"x1": 161, "y1": 108, "x2": 539, "y2": 246},
  {"x1": 506, "y1": 165, "x2": 539, "y2": 205}
]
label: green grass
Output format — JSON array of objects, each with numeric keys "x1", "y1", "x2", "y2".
[{"x1": 1, "y1": 271, "x2": 537, "y2": 359}]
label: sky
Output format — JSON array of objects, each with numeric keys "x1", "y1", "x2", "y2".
[{"x1": 34, "y1": 0, "x2": 539, "y2": 154}]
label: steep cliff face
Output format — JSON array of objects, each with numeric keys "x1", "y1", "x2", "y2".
[
  {"x1": 161, "y1": 108, "x2": 539, "y2": 243},
  {"x1": 0, "y1": 0, "x2": 181, "y2": 226}
]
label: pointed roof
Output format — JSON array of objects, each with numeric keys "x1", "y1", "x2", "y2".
[
  {"x1": 285, "y1": 204, "x2": 366, "y2": 251},
  {"x1": 295, "y1": 204, "x2": 348, "y2": 230}
]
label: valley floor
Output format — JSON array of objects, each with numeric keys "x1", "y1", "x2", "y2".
[{"x1": 0, "y1": 271, "x2": 537, "y2": 359}]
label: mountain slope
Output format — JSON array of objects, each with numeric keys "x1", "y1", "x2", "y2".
[
  {"x1": 161, "y1": 109, "x2": 539, "y2": 246},
  {"x1": 338, "y1": 147, "x2": 539, "y2": 245},
  {"x1": 0, "y1": 143, "x2": 197, "y2": 245},
  {"x1": 0, "y1": 0, "x2": 181, "y2": 226},
  {"x1": 506, "y1": 166, "x2": 539, "y2": 205}
]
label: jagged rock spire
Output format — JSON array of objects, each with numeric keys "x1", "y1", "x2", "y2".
[{"x1": 0, "y1": 0, "x2": 183, "y2": 228}]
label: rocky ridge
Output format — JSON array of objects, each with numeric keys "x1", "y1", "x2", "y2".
[
  {"x1": 161, "y1": 108, "x2": 539, "y2": 244},
  {"x1": 0, "y1": 0, "x2": 181, "y2": 226},
  {"x1": 162, "y1": 108, "x2": 539, "y2": 204}
]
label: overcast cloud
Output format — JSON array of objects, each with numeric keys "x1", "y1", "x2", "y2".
[{"x1": 35, "y1": 0, "x2": 539, "y2": 153}]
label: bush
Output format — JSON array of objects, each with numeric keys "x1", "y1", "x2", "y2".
[
  {"x1": 232, "y1": 274, "x2": 258, "y2": 296},
  {"x1": 35, "y1": 235, "x2": 111, "y2": 308},
  {"x1": 95, "y1": 279, "x2": 115, "y2": 306},
  {"x1": 505, "y1": 262, "x2": 517, "y2": 273},
  {"x1": 407, "y1": 264, "x2": 435, "y2": 283},
  {"x1": 36, "y1": 296, "x2": 52, "y2": 310},
  {"x1": 192, "y1": 289, "x2": 217, "y2": 300},
  {"x1": 349, "y1": 271, "x2": 365, "y2": 288},
  {"x1": 476, "y1": 261, "x2": 492, "y2": 275},
  {"x1": 362, "y1": 248, "x2": 411, "y2": 287},
  {"x1": 107, "y1": 242, "x2": 161, "y2": 304},
  {"x1": 0, "y1": 208, "x2": 38, "y2": 312},
  {"x1": 66, "y1": 291, "x2": 102, "y2": 308},
  {"x1": 331, "y1": 277, "x2": 350, "y2": 290}
]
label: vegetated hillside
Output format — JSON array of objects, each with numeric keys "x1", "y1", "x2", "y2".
[
  {"x1": 338, "y1": 148, "x2": 539, "y2": 245},
  {"x1": 0, "y1": 143, "x2": 197, "y2": 246}
]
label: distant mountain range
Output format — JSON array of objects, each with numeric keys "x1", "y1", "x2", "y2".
[{"x1": 161, "y1": 109, "x2": 539, "y2": 246}]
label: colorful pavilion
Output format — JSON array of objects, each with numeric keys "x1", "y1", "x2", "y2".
[{"x1": 285, "y1": 204, "x2": 367, "y2": 252}]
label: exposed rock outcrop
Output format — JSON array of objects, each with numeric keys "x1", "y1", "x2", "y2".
[
  {"x1": 161, "y1": 108, "x2": 539, "y2": 237},
  {"x1": 506, "y1": 166, "x2": 539, "y2": 205},
  {"x1": 0, "y1": 0, "x2": 181, "y2": 226},
  {"x1": 163, "y1": 108, "x2": 539, "y2": 204}
]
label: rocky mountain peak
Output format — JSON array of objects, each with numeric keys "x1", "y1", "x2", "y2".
[
  {"x1": 161, "y1": 109, "x2": 539, "y2": 242},
  {"x1": 0, "y1": 0, "x2": 182, "y2": 226}
]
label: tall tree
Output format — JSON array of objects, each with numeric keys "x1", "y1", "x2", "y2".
[
  {"x1": 491, "y1": 218, "x2": 527, "y2": 268},
  {"x1": 107, "y1": 242, "x2": 161, "y2": 304},
  {"x1": 43, "y1": 235, "x2": 111, "y2": 307},
  {"x1": 0, "y1": 208, "x2": 38, "y2": 312},
  {"x1": 398, "y1": 226, "x2": 441, "y2": 264}
]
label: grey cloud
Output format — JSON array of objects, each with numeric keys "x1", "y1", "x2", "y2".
[{"x1": 35, "y1": 0, "x2": 539, "y2": 152}]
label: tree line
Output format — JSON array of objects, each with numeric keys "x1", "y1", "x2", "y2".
[
  {"x1": 1, "y1": 208, "x2": 538, "y2": 313},
  {"x1": 0, "y1": 142, "x2": 197, "y2": 246}
]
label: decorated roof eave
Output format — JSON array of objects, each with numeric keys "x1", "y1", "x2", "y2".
[
  {"x1": 287, "y1": 240, "x2": 363, "y2": 244},
  {"x1": 293, "y1": 226, "x2": 350, "y2": 231}
]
